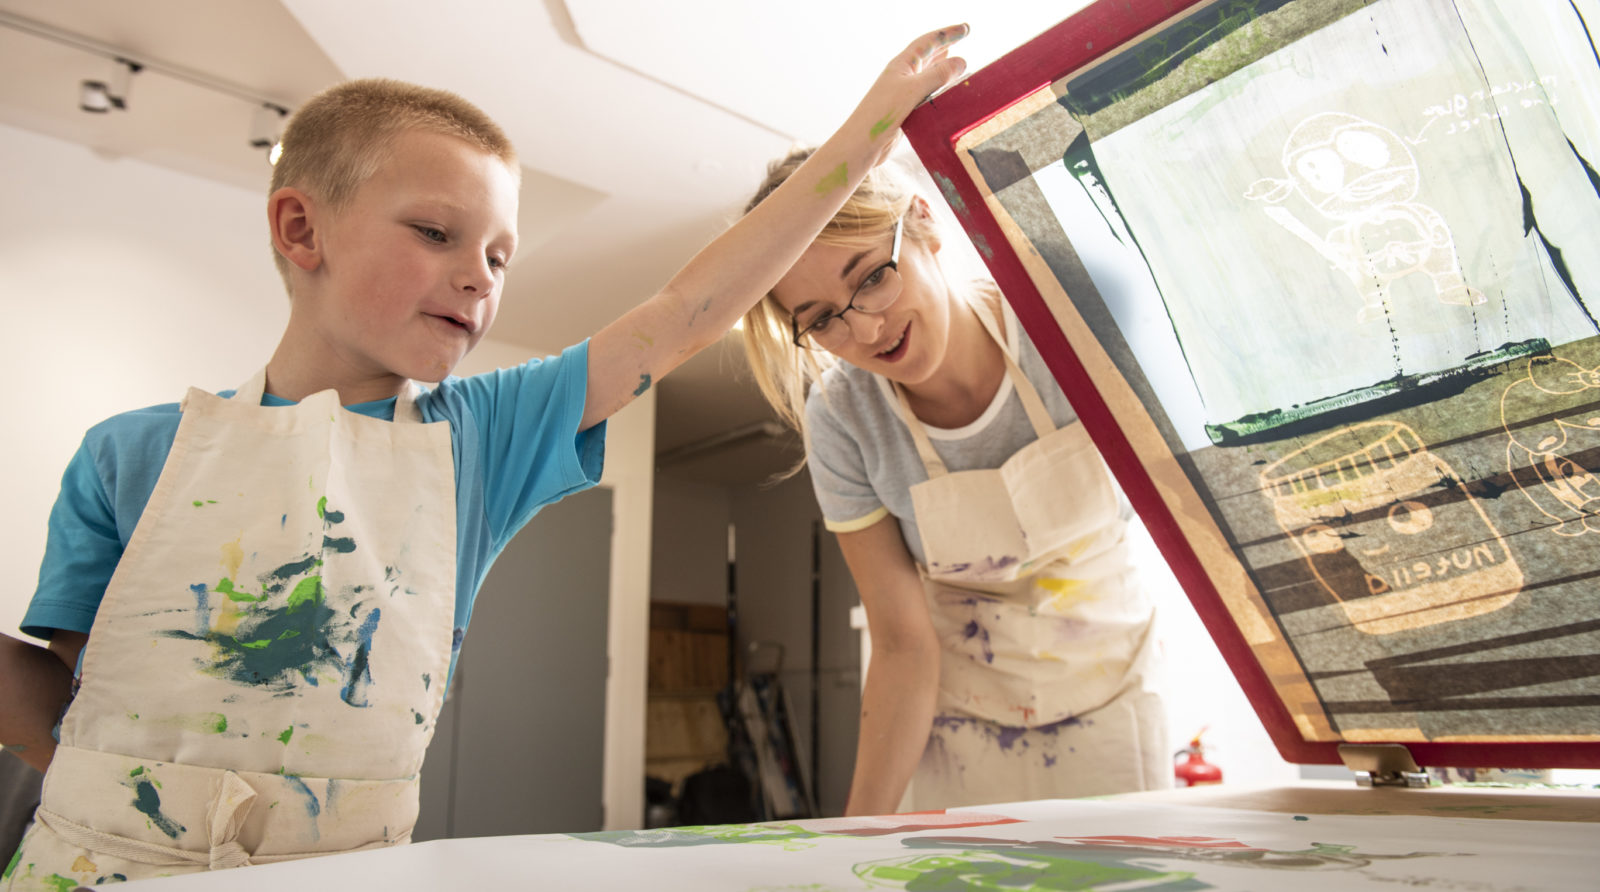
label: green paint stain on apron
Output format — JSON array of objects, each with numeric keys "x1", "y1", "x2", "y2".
[
  {"x1": 207, "y1": 713, "x2": 228, "y2": 733},
  {"x1": 216, "y1": 577, "x2": 265, "y2": 602},
  {"x1": 287, "y1": 576, "x2": 324, "y2": 610},
  {"x1": 316, "y1": 495, "x2": 327, "y2": 518},
  {"x1": 2, "y1": 846, "x2": 21, "y2": 880},
  {"x1": 42, "y1": 874, "x2": 77, "y2": 892},
  {"x1": 278, "y1": 726, "x2": 295, "y2": 744}
]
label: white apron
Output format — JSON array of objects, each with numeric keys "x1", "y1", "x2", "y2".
[
  {"x1": 888, "y1": 306, "x2": 1167, "y2": 810},
  {"x1": 5, "y1": 371, "x2": 456, "y2": 889}
]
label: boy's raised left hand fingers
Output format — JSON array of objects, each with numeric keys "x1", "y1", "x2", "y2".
[{"x1": 854, "y1": 24, "x2": 968, "y2": 156}]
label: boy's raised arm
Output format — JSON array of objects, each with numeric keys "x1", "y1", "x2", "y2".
[{"x1": 579, "y1": 25, "x2": 968, "y2": 431}]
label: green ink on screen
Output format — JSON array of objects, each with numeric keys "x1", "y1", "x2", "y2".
[{"x1": 814, "y1": 162, "x2": 848, "y2": 195}]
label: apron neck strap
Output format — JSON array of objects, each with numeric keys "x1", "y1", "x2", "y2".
[
  {"x1": 232, "y1": 368, "x2": 423, "y2": 424},
  {"x1": 886, "y1": 298, "x2": 1057, "y2": 480},
  {"x1": 971, "y1": 300, "x2": 1056, "y2": 439}
]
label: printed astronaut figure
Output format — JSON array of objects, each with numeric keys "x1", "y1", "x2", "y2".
[
  {"x1": 1247, "y1": 111, "x2": 1484, "y2": 323},
  {"x1": 1503, "y1": 356, "x2": 1600, "y2": 536}
]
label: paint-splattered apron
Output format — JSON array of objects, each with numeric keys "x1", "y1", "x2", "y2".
[
  {"x1": 887, "y1": 307, "x2": 1167, "y2": 810},
  {"x1": 5, "y1": 370, "x2": 455, "y2": 889}
]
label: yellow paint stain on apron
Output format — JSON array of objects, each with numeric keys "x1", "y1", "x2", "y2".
[
  {"x1": 1036, "y1": 576, "x2": 1096, "y2": 612},
  {"x1": 69, "y1": 856, "x2": 96, "y2": 874},
  {"x1": 220, "y1": 535, "x2": 244, "y2": 580},
  {"x1": 212, "y1": 598, "x2": 245, "y2": 638}
]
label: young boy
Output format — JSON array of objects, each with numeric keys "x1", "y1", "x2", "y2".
[{"x1": 0, "y1": 25, "x2": 966, "y2": 889}]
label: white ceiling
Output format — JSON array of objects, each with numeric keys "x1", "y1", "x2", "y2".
[{"x1": 0, "y1": 0, "x2": 1089, "y2": 484}]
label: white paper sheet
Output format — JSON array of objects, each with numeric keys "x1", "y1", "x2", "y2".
[{"x1": 77, "y1": 799, "x2": 1599, "y2": 891}]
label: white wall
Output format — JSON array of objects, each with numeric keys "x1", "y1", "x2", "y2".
[
  {"x1": 650, "y1": 474, "x2": 731, "y2": 606},
  {"x1": 0, "y1": 121, "x2": 652, "y2": 829}
]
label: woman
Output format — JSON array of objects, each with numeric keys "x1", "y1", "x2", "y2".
[{"x1": 741, "y1": 151, "x2": 1168, "y2": 815}]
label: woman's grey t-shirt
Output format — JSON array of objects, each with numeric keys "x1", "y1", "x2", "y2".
[{"x1": 805, "y1": 302, "x2": 1088, "y2": 567}]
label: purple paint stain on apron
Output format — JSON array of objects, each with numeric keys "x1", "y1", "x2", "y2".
[
  {"x1": 1035, "y1": 715, "x2": 1083, "y2": 733},
  {"x1": 995, "y1": 726, "x2": 1028, "y2": 751},
  {"x1": 1043, "y1": 754, "x2": 1057, "y2": 767},
  {"x1": 960, "y1": 619, "x2": 995, "y2": 664}
]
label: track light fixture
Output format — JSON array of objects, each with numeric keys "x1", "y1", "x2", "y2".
[
  {"x1": 5, "y1": 10, "x2": 295, "y2": 164},
  {"x1": 79, "y1": 57, "x2": 141, "y2": 113},
  {"x1": 249, "y1": 103, "x2": 289, "y2": 163}
]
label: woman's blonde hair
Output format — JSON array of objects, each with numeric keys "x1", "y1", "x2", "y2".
[
  {"x1": 741, "y1": 148, "x2": 975, "y2": 477},
  {"x1": 268, "y1": 78, "x2": 520, "y2": 294}
]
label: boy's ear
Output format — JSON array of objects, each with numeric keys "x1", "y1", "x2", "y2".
[
  {"x1": 910, "y1": 195, "x2": 941, "y2": 254},
  {"x1": 268, "y1": 187, "x2": 322, "y2": 273}
]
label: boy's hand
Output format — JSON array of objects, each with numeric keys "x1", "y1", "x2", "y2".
[
  {"x1": 848, "y1": 24, "x2": 969, "y2": 169},
  {"x1": 577, "y1": 26, "x2": 968, "y2": 431}
]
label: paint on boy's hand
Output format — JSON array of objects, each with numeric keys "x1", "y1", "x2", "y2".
[
  {"x1": 814, "y1": 162, "x2": 848, "y2": 195},
  {"x1": 631, "y1": 329, "x2": 655, "y2": 349},
  {"x1": 870, "y1": 111, "x2": 897, "y2": 139},
  {"x1": 633, "y1": 373, "x2": 652, "y2": 396}
]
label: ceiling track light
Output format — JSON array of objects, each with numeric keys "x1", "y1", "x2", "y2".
[
  {"x1": 79, "y1": 57, "x2": 141, "y2": 113},
  {"x1": 3, "y1": 10, "x2": 295, "y2": 164}
]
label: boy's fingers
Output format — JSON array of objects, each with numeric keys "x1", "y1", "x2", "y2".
[
  {"x1": 914, "y1": 56, "x2": 967, "y2": 105},
  {"x1": 915, "y1": 23, "x2": 970, "y2": 62}
]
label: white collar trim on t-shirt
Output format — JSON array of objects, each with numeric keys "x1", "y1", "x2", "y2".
[{"x1": 924, "y1": 300, "x2": 1019, "y2": 441}]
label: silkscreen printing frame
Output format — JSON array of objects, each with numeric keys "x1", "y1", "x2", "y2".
[{"x1": 902, "y1": 0, "x2": 1600, "y2": 768}]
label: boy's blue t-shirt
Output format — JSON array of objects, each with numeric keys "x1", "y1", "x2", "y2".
[{"x1": 21, "y1": 341, "x2": 606, "y2": 683}]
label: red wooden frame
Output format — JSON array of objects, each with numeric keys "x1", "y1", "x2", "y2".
[{"x1": 902, "y1": 0, "x2": 1597, "y2": 769}]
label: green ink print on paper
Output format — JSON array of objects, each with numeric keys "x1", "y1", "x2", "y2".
[
  {"x1": 870, "y1": 111, "x2": 897, "y2": 138},
  {"x1": 814, "y1": 162, "x2": 848, "y2": 195}
]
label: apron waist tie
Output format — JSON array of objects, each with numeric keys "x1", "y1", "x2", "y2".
[{"x1": 35, "y1": 769, "x2": 407, "y2": 871}]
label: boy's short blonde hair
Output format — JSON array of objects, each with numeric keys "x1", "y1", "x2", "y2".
[{"x1": 269, "y1": 78, "x2": 520, "y2": 292}]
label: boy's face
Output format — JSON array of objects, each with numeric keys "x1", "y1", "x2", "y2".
[{"x1": 310, "y1": 130, "x2": 519, "y2": 383}]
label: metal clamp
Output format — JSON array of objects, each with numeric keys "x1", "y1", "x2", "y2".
[{"x1": 1338, "y1": 744, "x2": 1432, "y2": 788}]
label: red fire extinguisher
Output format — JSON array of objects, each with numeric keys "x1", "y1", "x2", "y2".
[{"x1": 1174, "y1": 726, "x2": 1223, "y2": 787}]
